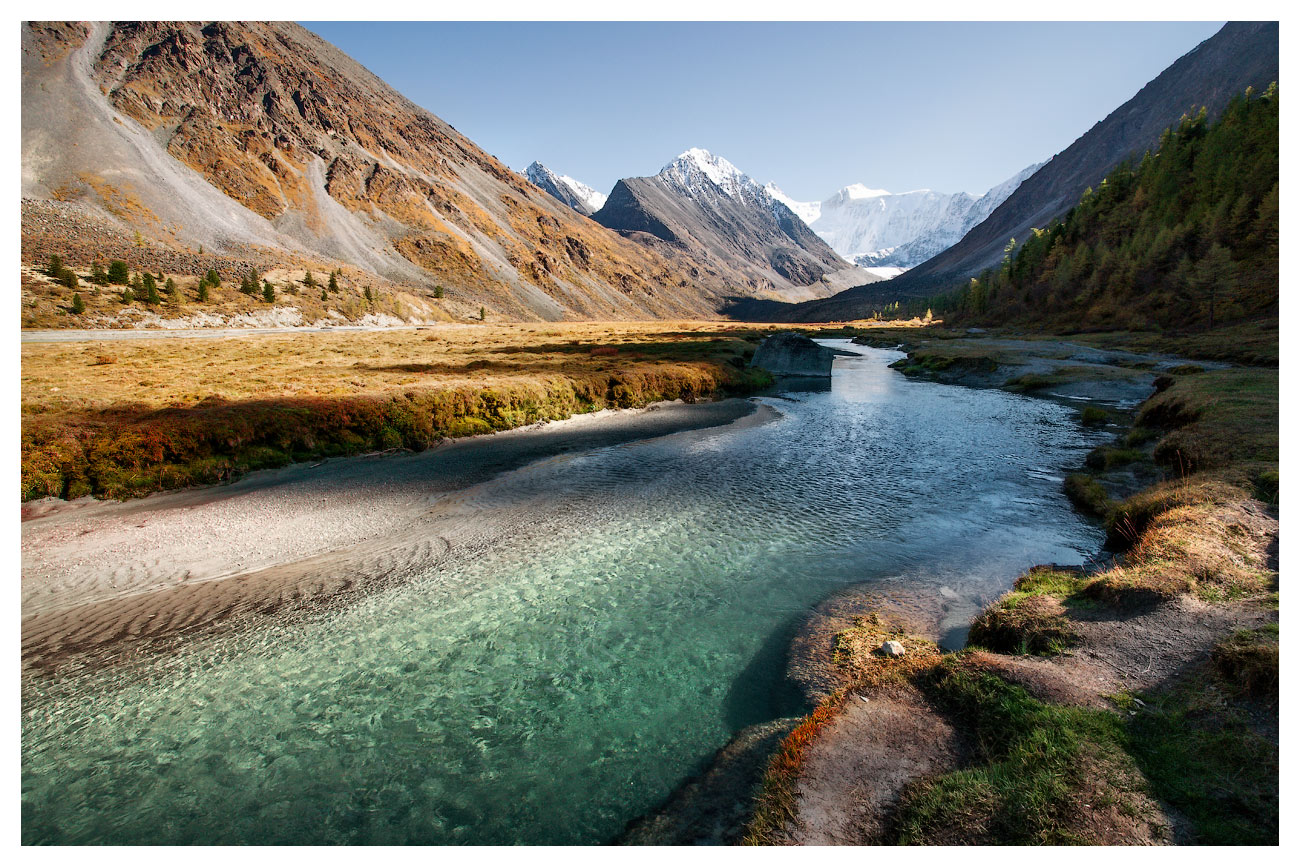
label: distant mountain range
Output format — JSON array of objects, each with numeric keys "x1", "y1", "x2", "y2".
[
  {"x1": 21, "y1": 21, "x2": 1277, "y2": 326},
  {"x1": 765, "y1": 163, "x2": 1043, "y2": 270},
  {"x1": 587, "y1": 148, "x2": 875, "y2": 301},
  {"x1": 527, "y1": 150, "x2": 1041, "y2": 283}
]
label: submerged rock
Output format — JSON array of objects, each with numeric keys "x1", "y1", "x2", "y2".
[{"x1": 750, "y1": 331, "x2": 842, "y2": 377}]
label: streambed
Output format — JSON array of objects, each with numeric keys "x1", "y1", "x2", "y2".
[{"x1": 22, "y1": 342, "x2": 1115, "y2": 844}]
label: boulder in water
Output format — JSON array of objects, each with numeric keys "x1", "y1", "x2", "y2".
[{"x1": 749, "y1": 331, "x2": 841, "y2": 377}]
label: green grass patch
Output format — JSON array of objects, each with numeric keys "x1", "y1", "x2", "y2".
[
  {"x1": 892, "y1": 659, "x2": 1150, "y2": 844},
  {"x1": 1128, "y1": 671, "x2": 1278, "y2": 844},
  {"x1": 1085, "y1": 446, "x2": 1147, "y2": 471},
  {"x1": 1079, "y1": 406, "x2": 1109, "y2": 426},
  {"x1": 1064, "y1": 473, "x2": 1113, "y2": 518},
  {"x1": 1138, "y1": 368, "x2": 1278, "y2": 476}
]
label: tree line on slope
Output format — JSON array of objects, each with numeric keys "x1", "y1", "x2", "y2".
[{"x1": 919, "y1": 84, "x2": 1278, "y2": 332}]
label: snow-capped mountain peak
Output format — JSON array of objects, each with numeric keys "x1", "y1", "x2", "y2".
[
  {"x1": 526, "y1": 161, "x2": 607, "y2": 215},
  {"x1": 761, "y1": 163, "x2": 1046, "y2": 271},
  {"x1": 840, "y1": 183, "x2": 893, "y2": 200},
  {"x1": 658, "y1": 148, "x2": 764, "y2": 202},
  {"x1": 764, "y1": 183, "x2": 822, "y2": 226}
]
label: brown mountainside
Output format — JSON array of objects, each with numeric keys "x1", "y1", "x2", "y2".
[{"x1": 22, "y1": 21, "x2": 807, "y2": 321}]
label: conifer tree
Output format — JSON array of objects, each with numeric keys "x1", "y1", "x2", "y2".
[
  {"x1": 108, "y1": 260, "x2": 130, "y2": 284},
  {"x1": 70, "y1": 293, "x2": 85, "y2": 314}
]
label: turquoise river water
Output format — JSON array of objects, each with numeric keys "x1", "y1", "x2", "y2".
[{"x1": 22, "y1": 343, "x2": 1111, "y2": 844}]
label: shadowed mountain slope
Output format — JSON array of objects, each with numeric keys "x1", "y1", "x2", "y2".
[
  {"x1": 593, "y1": 149, "x2": 877, "y2": 303},
  {"x1": 754, "y1": 21, "x2": 1279, "y2": 322}
]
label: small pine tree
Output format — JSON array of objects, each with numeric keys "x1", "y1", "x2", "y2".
[
  {"x1": 320, "y1": 288, "x2": 328, "y2": 302},
  {"x1": 70, "y1": 293, "x2": 85, "y2": 314},
  {"x1": 60, "y1": 269, "x2": 78, "y2": 289},
  {"x1": 108, "y1": 260, "x2": 130, "y2": 284},
  {"x1": 131, "y1": 274, "x2": 144, "y2": 293},
  {"x1": 329, "y1": 271, "x2": 339, "y2": 292},
  {"x1": 142, "y1": 272, "x2": 156, "y2": 294},
  {"x1": 121, "y1": 287, "x2": 135, "y2": 304},
  {"x1": 91, "y1": 262, "x2": 109, "y2": 286},
  {"x1": 303, "y1": 270, "x2": 318, "y2": 289},
  {"x1": 479, "y1": 306, "x2": 486, "y2": 321},
  {"x1": 205, "y1": 269, "x2": 221, "y2": 288},
  {"x1": 145, "y1": 282, "x2": 161, "y2": 306},
  {"x1": 165, "y1": 278, "x2": 179, "y2": 304},
  {"x1": 364, "y1": 286, "x2": 375, "y2": 303},
  {"x1": 433, "y1": 285, "x2": 444, "y2": 299},
  {"x1": 46, "y1": 254, "x2": 64, "y2": 278},
  {"x1": 196, "y1": 280, "x2": 210, "y2": 302},
  {"x1": 262, "y1": 282, "x2": 276, "y2": 303}
]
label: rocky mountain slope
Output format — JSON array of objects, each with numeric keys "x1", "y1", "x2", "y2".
[
  {"x1": 21, "y1": 21, "x2": 813, "y2": 322},
  {"x1": 592, "y1": 149, "x2": 876, "y2": 302},
  {"x1": 525, "y1": 161, "x2": 607, "y2": 216},
  {"x1": 766, "y1": 163, "x2": 1042, "y2": 270},
  {"x1": 764, "y1": 20, "x2": 1279, "y2": 321}
]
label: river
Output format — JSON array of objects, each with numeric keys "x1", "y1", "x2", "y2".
[{"x1": 21, "y1": 342, "x2": 1111, "y2": 844}]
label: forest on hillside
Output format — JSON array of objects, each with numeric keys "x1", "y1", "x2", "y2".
[{"x1": 930, "y1": 84, "x2": 1278, "y2": 332}]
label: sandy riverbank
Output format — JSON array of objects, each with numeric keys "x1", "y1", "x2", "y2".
[{"x1": 22, "y1": 397, "x2": 769, "y2": 673}]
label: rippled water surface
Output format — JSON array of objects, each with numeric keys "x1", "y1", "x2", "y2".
[{"x1": 23, "y1": 343, "x2": 1110, "y2": 844}]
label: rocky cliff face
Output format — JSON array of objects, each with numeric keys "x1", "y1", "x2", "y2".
[
  {"x1": 592, "y1": 149, "x2": 876, "y2": 302},
  {"x1": 20, "y1": 21, "x2": 791, "y2": 321}
]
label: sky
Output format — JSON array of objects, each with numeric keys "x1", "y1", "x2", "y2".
[{"x1": 302, "y1": 21, "x2": 1224, "y2": 202}]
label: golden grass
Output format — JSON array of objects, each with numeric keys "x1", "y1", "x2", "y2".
[
  {"x1": 22, "y1": 321, "x2": 778, "y2": 413},
  {"x1": 23, "y1": 321, "x2": 879, "y2": 500}
]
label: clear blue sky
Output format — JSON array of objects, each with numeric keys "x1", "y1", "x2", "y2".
[{"x1": 301, "y1": 21, "x2": 1224, "y2": 201}]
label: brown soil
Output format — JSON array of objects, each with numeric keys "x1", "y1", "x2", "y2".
[{"x1": 786, "y1": 683, "x2": 967, "y2": 845}]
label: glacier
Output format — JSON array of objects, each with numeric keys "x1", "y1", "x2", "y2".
[{"x1": 768, "y1": 162, "x2": 1045, "y2": 270}]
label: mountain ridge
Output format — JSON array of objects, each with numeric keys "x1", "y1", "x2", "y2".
[
  {"x1": 762, "y1": 20, "x2": 1280, "y2": 322},
  {"x1": 20, "y1": 21, "x2": 827, "y2": 322}
]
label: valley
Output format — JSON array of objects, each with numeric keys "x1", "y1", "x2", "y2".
[{"x1": 18, "y1": 17, "x2": 1280, "y2": 851}]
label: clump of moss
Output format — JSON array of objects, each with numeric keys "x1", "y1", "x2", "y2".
[
  {"x1": 1079, "y1": 406, "x2": 1109, "y2": 426},
  {"x1": 1064, "y1": 473, "x2": 1112, "y2": 517},
  {"x1": 1085, "y1": 446, "x2": 1146, "y2": 471},
  {"x1": 1211, "y1": 624, "x2": 1279, "y2": 699},
  {"x1": 968, "y1": 594, "x2": 1078, "y2": 656},
  {"x1": 1128, "y1": 667, "x2": 1278, "y2": 844}
]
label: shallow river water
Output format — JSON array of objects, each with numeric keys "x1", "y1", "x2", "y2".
[{"x1": 22, "y1": 343, "x2": 1111, "y2": 844}]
